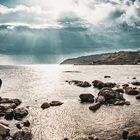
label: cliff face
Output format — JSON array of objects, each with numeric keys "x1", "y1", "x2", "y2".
[{"x1": 61, "y1": 50, "x2": 140, "y2": 65}]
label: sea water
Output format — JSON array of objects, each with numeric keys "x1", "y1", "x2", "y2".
[{"x1": 0, "y1": 65, "x2": 140, "y2": 140}]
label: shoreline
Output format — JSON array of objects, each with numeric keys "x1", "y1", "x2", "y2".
[{"x1": 61, "y1": 50, "x2": 140, "y2": 65}]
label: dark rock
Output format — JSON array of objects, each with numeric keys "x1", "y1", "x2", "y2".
[
  {"x1": 16, "y1": 120, "x2": 30, "y2": 129},
  {"x1": 132, "y1": 77, "x2": 136, "y2": 79},
  {"x1": 4, "y1": 109, "x2": 14, "y2": 120},
  {"x1": 115, "y1": 88, "x2": 124, "y2": 93},
  {"x1": 0, "y1": 98, "x2": 10, "y2": 104},
  {"x1": 104, "y1": 82, "x2": 116, "y2": 88},
  {"x1": 128, "y1": 127, "x2": 140, "y2": 140},
  {"x1": 10, "y1": 99, "x2": 22, "y2": 106},
  {"x1": 79, "y1": 94, "x2": 94, "y2": 103},
  {"x1": 13, "y1": 128, "x2": 32, "y2": 140},
  {"x1": 0, "y1": 110, "x2": 5, "y2": 117},
  {"x1": 88, "y1": 135, "x2": 99, "y2": 140},
  {"x1": 0, "y1": 124, "x2": 10, "y2": 138},
  {"x1": 49, "y1": 101, "x2": 63, "y2": 106},
  {"x1": 92, "y1": 80, "x2": 104, "y2": 89},
  {"x1": 136, "y1": 95, "x2": 140, "y2": 100},
  {"x1": 78, "y1": 81, "x2": 91, "y2": 88},
  {"x1": 23, "y1": 120, "x2": 30, "y2": 127},
  {"x1": 125, "y1": 87, "x2": 140, "y2": 95},
  {"x1": 0, "y1": 79, "x2": 2, "y2": 89},
  {"x1": 92, "y1": 80, "x2": 116, "y2": 89},
  {"x1": 89, "y1": 102, "x2": 101, "y2": 111},
  {"x1": 122, "y1": 129, "x2": 129, "y2": 140},
  {"x1": 67, "y1": 80, "x2": 91, "y2": 88},
  {"x1": 104, "y1": 76, "x2": 111, "y2": 78},
  {"x1": 14, "y1": 107, "x2": 28, "y2": 120},
  {"x1": 125, "y1": 101, "x2": 131, "y2": 105},
  {"x1": 132, "y1": 81, "x2": 140, "y2": 86},
  {"x1": 16, "y1": 123, "x2": 22, "y2": 129},
  {"x1": 64, "y1": 138, "x2": 68, "y2": 140},
  {"x1": 41, "y1": 102, "x2": 50, "y2": 109},
  {"x1": 98, "y1": 88, "x2": 117, "y2": 101},
  {"x1": 0, "y1": 98, "x2": 21, "y2": 107},
  {"x1": 122, "y1": 84, "x2": 129, "y2": 89}
]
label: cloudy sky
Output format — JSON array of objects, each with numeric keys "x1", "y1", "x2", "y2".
[{"x1": 0, "y1": 0, "x2": 140, "y2": 64}]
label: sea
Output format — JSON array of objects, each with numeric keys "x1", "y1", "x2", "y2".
[{"x1": 0, "y1": 65, "x2": 140, "y2": 140}]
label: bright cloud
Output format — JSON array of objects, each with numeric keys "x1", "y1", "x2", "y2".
[{"x1": 0, "y1": 0, "x2": 140, "y2": 28}]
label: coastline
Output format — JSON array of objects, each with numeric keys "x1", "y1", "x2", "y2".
[{"x1": 61, "y1": 50, "x2": 140, "y2": 65}]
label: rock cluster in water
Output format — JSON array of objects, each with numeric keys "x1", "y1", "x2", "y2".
[
  {"x1": 0, "y1": 79, "x2": 32, "y2": 140},
  {"x1": 66, "y1": 77, "x2": 140, "y2": 140},
  {"x1": 41, "y1": 101, "x2": 63, "y2": 110}
]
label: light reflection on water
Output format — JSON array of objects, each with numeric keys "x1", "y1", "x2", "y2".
[{"x1": 0, "y1": 65, "x2": 140, "y2": 140}]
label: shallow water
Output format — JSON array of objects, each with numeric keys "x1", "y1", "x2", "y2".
[{"x1": 0, "y1": 65, "x2": 140, "y2": 140}]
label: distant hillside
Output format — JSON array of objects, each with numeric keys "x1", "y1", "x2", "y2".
[{"x1": 61, "y1": 50, "x2": 140, "y2": 65}]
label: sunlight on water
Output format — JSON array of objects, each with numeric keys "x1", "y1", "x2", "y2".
[{"x1": 0, "y1": 65, "x2": 140, "y2": 139}]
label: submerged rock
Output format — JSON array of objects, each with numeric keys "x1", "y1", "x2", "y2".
[
  {"x1": 49, "y1": 101, "x2": 63, "y2": 106},
  {"x1": 132, "y1": 81, "x2": 140, "y2": 86},
  {"x1": 136, "y1": 95, "x2": 140, "y2": 100},
  {"x1": 92, "y1": 80, "x2": 116, "y2": 89},
  {"x1": 0, "y1": 79, "x2": 2, "y2": 88},
  {"x1": 16, "y1": 120, "x2": 30, "y2": 129},
  {"x1": 67, "y1": 80, "x2": 91, "y2": 88},
  {"x1": 14, "y1": 107, "x2": 28, "y2": 120},
  {"x1": 89, "y1": 102, "x2": 101, "y2": 111},
  {"x1": 79, "y1": 94, "x2": 94, "y2": 103},
  {"x1": 13, "y1": 128, "x2": 32, "y2": 140},
  {"x1": 125, "y1": 87, "x2": 140, "y2": 95},
  {"x1": 104, "y1": 76, "x2": 111, "y2": 78},
  {"x1": 0, "y1": 98, "x2": 21, "y2": 107},
  {"x1": 41, "y1": 102, "x2": 50, "y2": 109},
  {"x1": 115, "y1": 88, "x2": 124, "y2": 93},
  {"x1": 92, "y1": 80, "x2": 104, "y2": 89}
]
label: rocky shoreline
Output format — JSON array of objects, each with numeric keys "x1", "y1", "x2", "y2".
[
  {"x1": 0, "y1": 72, "x2": 140, "y2": 139},
  {"x1": 61, "y1": 50, "x2": 140, "y2": 65}
]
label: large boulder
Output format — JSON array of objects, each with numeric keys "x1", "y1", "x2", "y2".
[
  {"x1": 79, "y1": 94, "x2": 94, "y2": 103},
  {"x1": 0, "y1": 124, "x2": 10, "y2": 138},
  {"x1": 13, "y1": 128, "x2": 32, "y2": 140},
  {"x1": 14, "y1": 108, "x2": 28, "y2": 120},
  {"x1": 98, "y1": 88, "x2": 118, "y2": 101}
]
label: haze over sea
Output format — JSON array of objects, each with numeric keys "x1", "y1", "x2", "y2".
[{"x1": 0, "y1": 0, "x2": 140, "y2": 64}]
